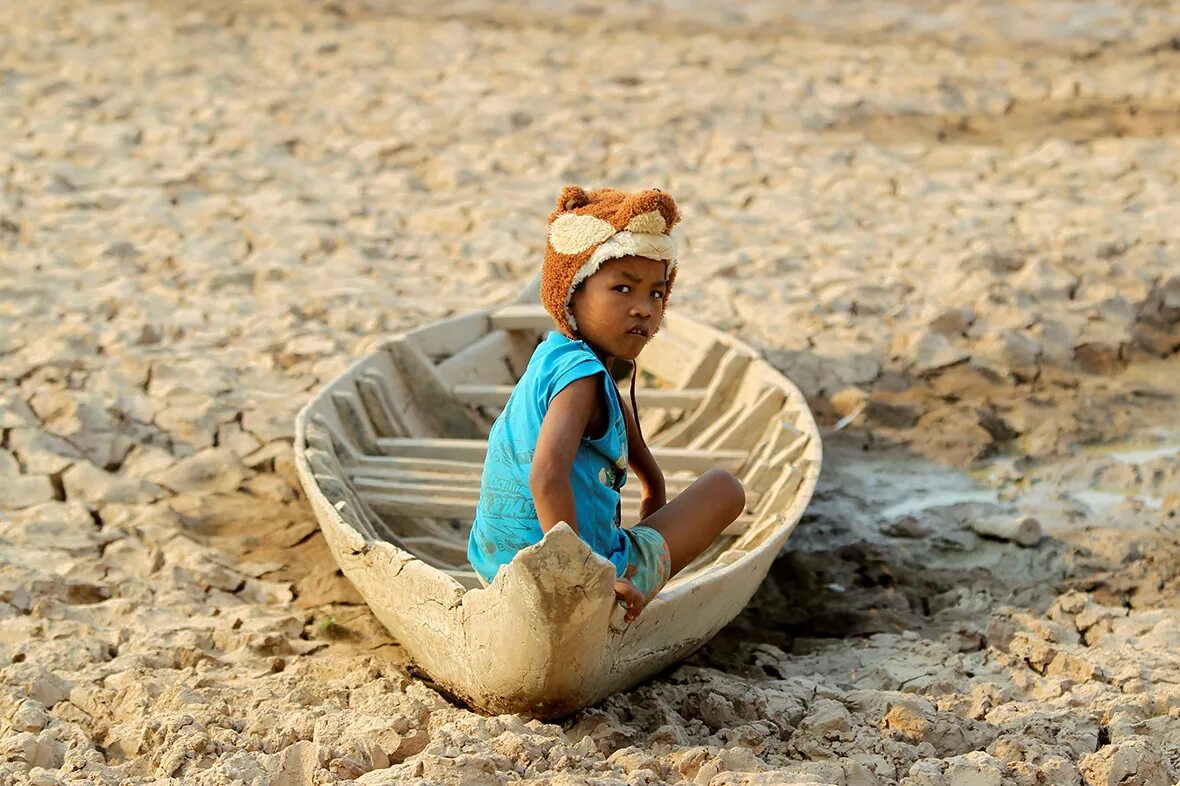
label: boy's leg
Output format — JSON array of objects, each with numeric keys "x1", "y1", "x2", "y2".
[{"x1": 639, "y1": 469, "x2": 745, "y2": 575}]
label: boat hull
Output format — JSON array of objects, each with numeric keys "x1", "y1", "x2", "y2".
[{"x1": 294, "y1": 301, "x2": 821, "y2": 718}]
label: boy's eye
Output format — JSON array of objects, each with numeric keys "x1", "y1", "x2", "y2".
[
  {"x1": 614, "y1": 285, "x2": 631, "y2": 293},
  {"x1": 651, "y1": 290, "x2": 665, "y2": 300}
]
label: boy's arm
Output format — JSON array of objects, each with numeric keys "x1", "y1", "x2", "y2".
[
  {"x1": 530, "y1": 376, "x2": 599, "y2": 535},
  {"x1": 619, "y1": 388, "x2": 666, "y2": 516}
]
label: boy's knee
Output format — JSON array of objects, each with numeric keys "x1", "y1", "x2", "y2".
[{"x1": 704, "y1": 469, "x2": 745, "y2": 517}]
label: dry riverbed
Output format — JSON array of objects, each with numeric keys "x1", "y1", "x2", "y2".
[{"x1": 1, "y1": 0, "x2": 1179, "y2": 784}]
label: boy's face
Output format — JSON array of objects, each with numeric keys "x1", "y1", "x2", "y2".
[{"x1": 570, "y1": 255, "x2": 667, "y2": 361}]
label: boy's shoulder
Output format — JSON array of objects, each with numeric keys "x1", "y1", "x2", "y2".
[
  {"x1": 532, "y1": 331, "x2": 601, "y2": 369},
  {"x1": 524, "y1": 332, "x2": 608, "y2": 395}
]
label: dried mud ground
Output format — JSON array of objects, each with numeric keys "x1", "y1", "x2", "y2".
[{"x1": 2, "y1": 0, "x2": 1180, "y2": 784}]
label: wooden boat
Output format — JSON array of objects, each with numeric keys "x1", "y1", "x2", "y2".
[{"x1": 293, "y1": 278, "x2": 822, "y2": 718}]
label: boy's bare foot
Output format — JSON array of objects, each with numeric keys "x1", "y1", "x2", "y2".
[{"x1": 613, "y1": 578, "x2": 645, "y2": 622}]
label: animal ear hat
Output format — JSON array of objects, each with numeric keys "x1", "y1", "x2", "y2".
[{"x1": 541, "y1": 185, "x2": 681, "y2": 338}]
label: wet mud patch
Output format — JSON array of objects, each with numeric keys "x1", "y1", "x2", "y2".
[{"x1": 556, "y1": 411, "x2": 1180, "y2": 784}]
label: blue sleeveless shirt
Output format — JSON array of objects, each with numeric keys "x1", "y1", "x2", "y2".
[{"x1": 468, "y1": 331, "x2": 632, "y2": 584}]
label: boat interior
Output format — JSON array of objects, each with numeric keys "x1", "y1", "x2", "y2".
[{"x1": 300, "y1": 302, "x2": 817, "y2": 591}]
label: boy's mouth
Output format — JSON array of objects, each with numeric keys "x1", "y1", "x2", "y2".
[{"x1": 625, "y1": 326, "x2": 649, "y2": 338}]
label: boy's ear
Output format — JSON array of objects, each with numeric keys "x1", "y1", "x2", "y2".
[{"x1": 556, "y1": 185, "x2": 590, "y2": 212}]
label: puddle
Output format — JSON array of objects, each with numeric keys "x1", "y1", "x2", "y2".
[
  {"x1": 878, "y1": 486, "x2": 999, "y2": 520},
  {"x1": 846, "y1": 457, "x2": 991, "y2": 513},
  {"x1": 1082, "y1": 439, "x2": 1180, "y2": 466},
  {"x1": 1071, "y1": 488, "x2": 1163, "y2": 514},
  {"x1": 812, "y1": 424, "x2": 1177, "y2": 544},
  {"x1": 999, "y1": 429, "x2": 1177, "y2": 528},
  {"x1": 815, "y1": 445, "x2": 1002, "y2": 525}
]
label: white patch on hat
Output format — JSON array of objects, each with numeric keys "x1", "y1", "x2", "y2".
[
  {"x1": 584, "y1": 231, "x2": 676, "y2": 275},
  {"x1": 625, "y1": 210, "x2": 667, "y2": 235},
  {"x1": 548, "y1": 213, "x2": 617, "y2": 255}
]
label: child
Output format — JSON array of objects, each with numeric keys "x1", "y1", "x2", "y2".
[{"x1": 467, "y1": 186, "x2": 745, "y2": 622}]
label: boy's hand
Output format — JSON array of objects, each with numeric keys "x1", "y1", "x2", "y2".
[
  {"x1": 614, "y1": 578, "x2": 645, "y2": 623},
  {"x1": 639, "y1": 491, "x2": 665, "y2": 521}
]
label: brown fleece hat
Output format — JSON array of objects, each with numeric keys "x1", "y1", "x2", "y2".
[{"x1": 541, "y1": 185, "x2": 681, "y2": 338}]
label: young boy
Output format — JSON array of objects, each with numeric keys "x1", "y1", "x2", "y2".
[{"x1": 467, "y1": 186, "x2": 745, "y2": 622}]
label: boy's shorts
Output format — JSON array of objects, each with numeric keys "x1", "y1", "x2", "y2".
[{"x1": 620, "y1": 525, "x2": 672, "y2": 603}]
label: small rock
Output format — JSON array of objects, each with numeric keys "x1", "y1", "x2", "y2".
[
  {"x1": 1046, "y1": 651, "x2": 1106, "y2": 683},
  {"x1": 1137, "y1": 275, "x2": 1180, "y2": 328},
  {"x1": 405, "y1": 203, "x2": 471, "y2": 237},
  {"x1": 970, "y1": 516, "x2": 1042, "y2": 547},
  {"x1": 102, "y1": 538, "x2": 163, "y2": 578},
  {"x1": 27, "y1": 767, "x2": 65, "y2": 786},
  {"x1": 28, "y1": 389, "x2": 128, "y2": 467},
  {"x1": 912, "y1": 331, "x2": 970, "y2": 371},
  {"x1": 1, "y1": 502, "x2": 100, "y2": 555},
  {"x1": 12, "y1": 699, "x2": 49, "y2": 732},
  {"x1": 0, "y1": 475, "x2": 56, "y2": 509},
  {"x1": 831, "y1": 387, "x2": 867, "y2": 418},
  {"x1": 242, "y1": 474, "x2": 296, "y2": 503},
  {"x1": 1034, "y1": 317, "x2": 1079, "y2": 366},
  {"x1": 283, "y1": 334, "x2": 339, "y2": 358},
  {"x1": 150, "y1": 447, "x2": 251, "y2": 494},
  {"x1": 266, "y1": 740, "x2": 327, "y2": 786},
  {"x1": 63, "y1": 461, "x2": 161, "y2": 505},
  {"x1": 0, "y1": 392, "x2": 37, "y2": 428},
  {"x1": 1091, "y1": 293, "x2": 1135, "y2": 324},
  {"x1": 883, "y1": 516, "x2": 931, "y2": 538},
  {"x1": 882, "y1": 700, "x2": 934, "y2": 744},
  {"x1": 1074, "y1": 342, "x2": 1127, "y2": 375},
  {"x1": 7, "y1": 429, "x2": 82, "y2": 475},
  {"x1": 866, "y1": 397, "x2": 920, "y2": 428},
  {"x1": 798, "y1": 698, "x2": 852, "y2": 735},
  {"x1": 154, "y1": 391, "x2": 228, "y2": 452},
  {"x1": 975, "y1": 407, "x2": 1018, "y2": 442},
  {"x1": 243, "y1": 440, "x2": 292, "y2": 469},
  {"x1": 1080, "y1": 738, "x2": 1168, "y2": 786},
  {"x1": 217, "y1": 421, "x2": 263, "y2": 458},
  {"x1": 691, "y1": 747, "x2": 767, "y2": 785},
  {"x1": 1007, "y1": 632, "x2": 1058, "y2": 673},
  {"x1": 0, "y1": 449, "x2": 21, "y2": 476},
  {"x1": 0, "y1": 731, "x2": 65, "y2": 770},
  {"x1": 119, "y1": 444, "x2": 176, "y2": 477},
  {"x1": 976, "y1": 329, "x2": 1040, "y2": 380},
  {"x1": 242, "y1": 399, "x2": 300, "y2": 443},
  {"x1": 1046, "y1": 590, "x2": 1089, "y2": 625},
  {"x1": 608, "y1": 747, "x2": 663, "y2": 775},
  {"x1": 1013, "y1": 257, "x2": 1078, "y2": 301},
  {"x1": 911, "y1": 407, "x2": 999, "y2": 465},
  {"x1": 11, "y1": 668, "x2": 71, "y2": 708},
  {"x1": 932, "y1": 527, "x2": 980, "y2": 552},
  {"x1": 17, "y1": 330, "x2": 98, "y2": 372},
  {"x1": 147, "y1": 357, "x2": 234, "y2": 398},
  {"x1": 904, "y1": 757, "x2": 947, "y2": 785},
  {"x1": 929, "y1": 307, "x2": 975, "y2": 336},
  {"x1": 1132, "y1": 322, "x2": 1179, "y2": 357},
  {"x1": 943, "y1": 751, "x2": 1004, "y2": 786}
]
